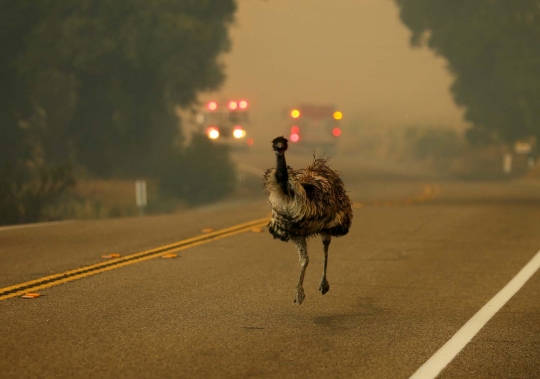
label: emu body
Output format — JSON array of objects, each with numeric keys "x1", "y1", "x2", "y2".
[{"x1": 263, "y1": 136, "x2": 352, "y2": 304}]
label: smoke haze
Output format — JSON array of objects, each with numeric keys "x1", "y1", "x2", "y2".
[{"x1": 202, "y1": 0, "x2": 467, "y2": 143}]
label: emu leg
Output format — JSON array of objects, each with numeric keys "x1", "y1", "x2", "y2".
[
  {"x1": 293, "y1": 237, "x2": 309, "y2": 305},
  {"x1": 319, "y1": 235, "x2": 331, "y2": 295}
]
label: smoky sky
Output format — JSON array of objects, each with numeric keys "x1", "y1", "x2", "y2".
[{"x1": 202, "y1": 0, "x2": 467, "y2": 140}]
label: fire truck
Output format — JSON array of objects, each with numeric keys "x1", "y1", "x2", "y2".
[
  {"x1": 196, "y1": 99, "x2": 253, "y2": 149},
  {"x1": 285, "y1": 104, "x2": 343, "y2": 154}
]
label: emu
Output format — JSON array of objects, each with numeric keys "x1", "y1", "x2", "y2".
[{"x1": 263, "y1": 136, "x2": 353, "y2": 305}]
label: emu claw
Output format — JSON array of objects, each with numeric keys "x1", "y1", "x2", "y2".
[
  {"x1": 319, "y1": 278, "x2": 330, "y2": 295},
  {"x1": 294, "y1": 287, "x2": 305, "y2": 305}
]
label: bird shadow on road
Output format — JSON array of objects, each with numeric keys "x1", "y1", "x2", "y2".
[{"x1": 312, "y1": 296, "x2": 389, "y2": 330}]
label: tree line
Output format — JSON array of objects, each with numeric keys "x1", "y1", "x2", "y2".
[
  {"x1": 0, "y1": 0, "x2": 237, "y2": 225},
  {"x1": 393, "y1": 0, "x2": 540, "y2": 147}
]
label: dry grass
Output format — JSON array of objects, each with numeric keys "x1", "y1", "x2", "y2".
[
  {"x1": 74, "y1": 179, "x2": 147, "y2": 208},
  {"x1": 525, "y1": 161, "x2": 540, "y2": 179},
  {"x1": 44, "y1": 178, "x2": 186, "y2": 220}
]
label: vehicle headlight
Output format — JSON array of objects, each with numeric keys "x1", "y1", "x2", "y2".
[
  {"x1": 206, "y1": 127, "x2": 220, "y2": 139},
  {"x1": 233, "y1": 127, "x2": 246, "y2": 139}
]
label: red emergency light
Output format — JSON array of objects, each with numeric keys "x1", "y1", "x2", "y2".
[{"x1": 207, "y1": 101, "x2": 218, "y2": 111}]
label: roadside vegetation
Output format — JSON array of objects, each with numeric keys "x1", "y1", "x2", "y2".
[
  {"x1": 393, "y1": 0, "x2": 540, "y2": 147},
  {"x1": 391, "y1": 0, "x2": 539, "y2": 179},
  {"x1": 339, "y1": 121, "x2": 533, "y2": 180},
  {"x1": 339, "y1": 0, "x2": 540, "y2": 180},
  {"x1": 0, "y1": 1, "x2": 238, "y2": 226}
]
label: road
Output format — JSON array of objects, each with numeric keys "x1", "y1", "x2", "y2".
[{"x1": 2, "y1": 150, "x2": 540, "y2": 378}]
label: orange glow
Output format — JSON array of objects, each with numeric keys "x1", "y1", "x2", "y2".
[
  {"x1": 247, "y1": 138, "x2": 254, "y2": 146},
  {"x1": 333, "y1": 111, "x2": 343, "y2": 120},
  {"x1": 290, "y1": 133, "x2": 300, "y2": 142},
  {"x1": 228, "y1": 101, "x2": 238, "y2": 110},
  {"x1": 239, "y1": 100, "x2": 248, "y2": 109},
  {"x1": 291, "y1": 126, "x2": 299, "y2": 134},
  {"x1": 332, "y1": 128, "x2": 341, "y2": 137},
  {"x1": 207, "y1": 101, "x2": 218, "y2": 111},
  {"x1": 290, "y1": 109, "x2": 300, "y2": 118}
]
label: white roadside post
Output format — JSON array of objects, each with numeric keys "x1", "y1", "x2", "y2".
[
  {"x1": 514, "y1": 141, "x2": 534, "y2": 171},
  {"x1": 236, "y1": 168, "x2": 246, "y2": 184},
  {"x1": 135, "y1": 180, "x2": 147, "y2": 216},
  {"x1": 503, "y1": 153, "x2": 512, "y2": 174}
]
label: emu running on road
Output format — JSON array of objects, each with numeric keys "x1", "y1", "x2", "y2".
[{"x1": 263, "y1": 136, "x2": 353, "y2": 305}]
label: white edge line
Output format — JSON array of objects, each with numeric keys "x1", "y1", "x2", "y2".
[
  {"x1": 410, "y1": 248, "x2": 540, "y2": 379},
  {"x1": 0, "y1": 220, "x2": 75, "y2": 232}
]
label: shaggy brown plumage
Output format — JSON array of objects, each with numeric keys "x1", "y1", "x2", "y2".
[{"x1": 263, "y1": 136, "x2": 353, "y2": 304}]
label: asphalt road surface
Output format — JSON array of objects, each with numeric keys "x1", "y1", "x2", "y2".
[{"x1": 2, "y1": 150, "x2": 540, "y2": 379}]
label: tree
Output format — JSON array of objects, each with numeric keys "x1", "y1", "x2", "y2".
[
  {"x1": 0, "y1": 1, "x2": 43, "y2": 164},
  {"x1": 16, "y1": 0, "x2": 237, "y2": 175},
  {"x1": 393, "y1": 0, "x2": 540, "y2": 146},
  {"x1": 159, "y1": 133, "x2": 236, "y2": 205},
  {"x1": 0, "y1": 1, "x2": 238, "y2": 224}
]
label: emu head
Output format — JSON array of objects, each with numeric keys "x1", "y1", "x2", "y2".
[{"x1": 272, "y1": 136, "x2": 288, "y2": 154}]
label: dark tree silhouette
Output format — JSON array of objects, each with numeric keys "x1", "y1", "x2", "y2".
[
  {"x1": 394, "y1": 0, "x2": 540, "y2": 146},
  {"x1": 0, "y1": 1, "x2": 238, "y2": 224}
]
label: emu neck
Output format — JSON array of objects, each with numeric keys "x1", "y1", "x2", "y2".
[{"x1": 275, "y1": 153, "x2": 289, "y2": 195}]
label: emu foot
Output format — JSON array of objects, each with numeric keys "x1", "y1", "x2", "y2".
[
  {"x1": 319, "y1": 277, "x2": 330, "y2": 295},
  {"x1": 294, "y1": 286, "x2": 305, "y2": 305}
]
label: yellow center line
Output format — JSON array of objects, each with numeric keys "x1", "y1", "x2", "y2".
[
  {"x1": 2, "y1": 183, "x2": 442, "y2": 301},
  {"x1": 0, "y1": 218, "x2": 269, "y2": 301}
]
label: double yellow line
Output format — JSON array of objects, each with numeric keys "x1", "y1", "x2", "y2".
[
  {"x1": 0, "y1": 217, "x2": 269, "y2": 302},
  {"x1": 1, "y1": 182, "x2": 441, "y2": 302}
]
